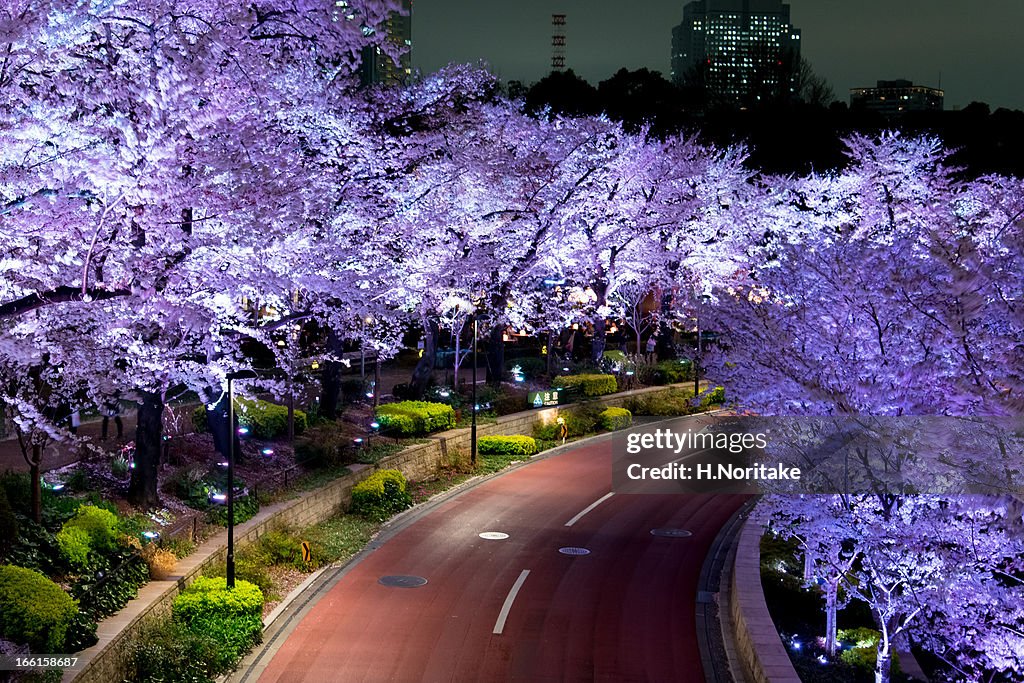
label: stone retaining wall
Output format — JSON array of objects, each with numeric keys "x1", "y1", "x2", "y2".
[
  {"x1": 69, "y1": 382, "x2": 692, "y2": 683},
  {"x1": 730, "y1": 508, "x2": 801, "y2": 683}
]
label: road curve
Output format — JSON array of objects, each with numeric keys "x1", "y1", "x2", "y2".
[{"x1": 255, "y1": 436, "x2": 748, "y2": 682}]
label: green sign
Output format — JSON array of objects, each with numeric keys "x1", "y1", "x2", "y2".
[{"x1": 528, "y1": 390, "x2": 561, "y2": 408}]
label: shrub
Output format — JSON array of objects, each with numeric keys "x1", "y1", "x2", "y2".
[
  {"x1": 551, "y1": 373, "x2": 617, "y2": 397},
  {"x1": 126, "y1": 618, "x2": 220, "y2": 683},
  {"x1": 142, "y1": 545, "x2": 178, "y2": 581},
  {"x1": 72, "y1": 552, "x2": 150, "y2": 622},
  {"x1": 656, "y1": 359, "x2": 692, "y2": 384},
  {"x1": 624, "y1": 388, "x2": 694, "y2": 416},
  {"x1": 375, "y1": 401, "x2": 455, "y2": 436},
  {"x1": 294, "y1": 422, "x2": 348, "y2": 469},
  {"x1": 478, "y1": 436, "x2": 537, "y2": 457},
  {"x1": 172, "y1": 576, "x2": 264, "y2": 673},
  {"x1": 700, "y1": 385, "x2": 726, "y2": 407},
  {"x1": 56, "y1": 504, "x2": 121, "y2": 568},
  {"x1": 837, "y1": 627, "x2": 901, "y2": 675},
  {"x1": 349, "y1": 470, "x2": 412, "y2": 521},
  {"x1": 207, "y1": 494, "x2": 259, "y2": 527},
  {"x1": 505, "y1": 357, "x2": 547, "y2": 380},
  {"x1": 56, "y1": 526, "x2": 92, "y2": 570},
  {"x1": 599, "y1": 407, "x2": 632, "y2": 431},
  {"x1": 0, "y1": 565, "x2": 78, "y2": 652},
  {"x1": 192, "y1": 398, "x2": 307, "y2": 439},
  {"x1": 0, "y1": 487, "x2": 19, "y2": 556},
  {"x1": 258, "y1": 530, "x2": 303, "y2": 569},
  {"x1": 532, "y1": 404, "x2": 604, "y2": 440},
  {"x1": 66, "y1": 505, "x2": 120, "y2": 552}
]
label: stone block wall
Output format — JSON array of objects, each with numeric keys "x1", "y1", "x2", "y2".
[{"x1": 730, "y1": 508, "x2": 801, "y2": 683}]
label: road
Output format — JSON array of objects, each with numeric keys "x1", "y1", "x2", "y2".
[{"x1": 251, "y1": 435, "x2": 748, "y2": 682}]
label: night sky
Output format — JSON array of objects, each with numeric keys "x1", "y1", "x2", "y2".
[{"x1": 413, "y1": 0, "x2": 1024, "y2": 111}]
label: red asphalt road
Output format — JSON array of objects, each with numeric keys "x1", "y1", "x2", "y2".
[{"x1": 257, "y1": 439, "x2": 747, "y2": 683}]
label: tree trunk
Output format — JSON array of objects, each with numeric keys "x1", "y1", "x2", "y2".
[
  {"x1": 591, "y1": 317, "x2": 607, "y2": 363},
  {"x1": 29, "y1": 451, "x2": 41, "y2": 524},
  {"x1": 803, "y1": 548, "x2": 815, "y2": 583},
  {"x1": 410, "y1": 318, "x2": 439, "y2": 398},
  {"x1": 874, "y1": 622, "x2": 893, "y2": 683},
  {"x1": 485, "y1": 325, "x2": 504, "y2": 386},
  {"x1": 320, "y1": 328, "x2": 344, "y2": 419},
  {"x1": 127, "y1": 391, "x2": 163, "y2": 508},
  {"x1": 546, "y1": 330, "x2": 557, "y2": 376},
  {"x1": 824, "y1": 579, "x2": 839, "y2": 657},
  {"x1": 452, "y1": 327, "x2": 462, "y2": 389}
]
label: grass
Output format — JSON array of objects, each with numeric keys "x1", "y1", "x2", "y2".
[{"x1": 302, "y1": 515, "x2": 380, "y2": 567}]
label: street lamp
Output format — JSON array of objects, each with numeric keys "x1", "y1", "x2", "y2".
[{"x1": 226, "y1": 369, "x2": 257, "y2": 589}]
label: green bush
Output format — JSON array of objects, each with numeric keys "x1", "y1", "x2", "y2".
[
  {"x1": 532, "y1": 404, "x2": 604, "y2": 440},
  {"x1": 599, "y1": 407, "x2": 632, "y2": 431},
  {"x1": 837, "y1": 627, "x2": 901, "y2": 675},
  {"x1": 207, "y1": 494, "x2": 259, "y2": 527},
  {"x1": 478, "y1": 436, "x2": 537, "y2": 456},
  {"x1": 624, "y1": 388, "x2": 695, "y2": 416},
  {"x1": 56, "y1": 526, "x2": 92, "y2": 570},
  {"x1": 172, "y1": 576, "x2": 264, "y2": 673},
  {"x1": 0, "y1": 565, "x2": 79, "y2": 652},
  {"x1": 126, "y1": 617, "x2": 220, "y2": 683},
  {"x1": 375, "y1": 401, "x2": 455, "y2": 436},
  {"x1": 349, "y1": 470, "x2": 412, "y2": 521},
  {"x1": 294, "y1": 423, "x2": 348, "y2": 469},
  {"x1": 700, "y1": 385, "x2": 726, "y2": 407},
  {"x1": 258, "y1": 530, "x2": 303, "y2": 569},
  {"x1": 192, "y1": 398, "x2": 307, "y2": 439},
  {"x1": 656, "y1": 359, "x2": 692, "y2": 384},
  {"x1": 72, "y1": 551, "x2": 149, "y2": 623},
  {"x1": 552, "y1": 373, "x2": 617, "y2": 397},
  {"x1": 56, "y1": 504, "x2": 120, "y2": 568}
]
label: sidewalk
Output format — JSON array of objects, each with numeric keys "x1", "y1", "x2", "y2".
[{"x1": 0, "y1": 415, "x2": 136, "y2": 475}]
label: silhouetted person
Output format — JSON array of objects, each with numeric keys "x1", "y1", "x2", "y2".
[{"x1": 101, "y1": 399, "x2": 123, "y2": 440}]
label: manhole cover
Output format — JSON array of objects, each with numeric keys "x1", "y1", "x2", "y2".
[
  {"x1": 479, "y1": 532, "x2": 510, "y2": 540},
  {"x1": 650, "y1": 528, "x2": 693, "y2": 538},
  {"x1": 558, "y1": 547, "x2": 591, "y2": 556},
  {"x1": 378, "y1": 575, "x2": 428, "y2": 588}
]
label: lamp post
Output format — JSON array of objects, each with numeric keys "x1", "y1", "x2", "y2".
[
  {"x1": 226, "y1": 369, "x2": 257, "y2": 589},
  {"x1": 471, "y1": 316, "x2": 478, "y2": 467}
]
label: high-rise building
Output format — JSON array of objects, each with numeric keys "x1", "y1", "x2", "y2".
[
  {"x1": 671, "y1": 0, "x2": 801, "y2": 106},
  {"x1": 850, "y1": 80, "x2": 944, "y2": 116},
  {"x1": 360, "y1": 0, "x2": 413, "y2": 87}
]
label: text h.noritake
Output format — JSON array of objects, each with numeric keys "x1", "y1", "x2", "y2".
[{"x1": 625, "y1": 429, "x2": 768, "y2": 455}]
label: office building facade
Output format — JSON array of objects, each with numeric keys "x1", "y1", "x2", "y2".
[
  {"x1": 360, "y1": 0, "x2": 413, "y2": 87},
  {"x1": 671, "y1": 0, "x2": 801, "y2": 105},
  {"x1": 850, "y1": 80, "x2": 944, "y2": 116}
]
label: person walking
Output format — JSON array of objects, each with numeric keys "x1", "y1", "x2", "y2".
[{"x1": 101, "y1": 398, "x2": 123, "y2": 440}]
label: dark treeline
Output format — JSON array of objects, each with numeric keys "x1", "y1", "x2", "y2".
[{"x1": 512, "y1": 68, "x2": 1024, "y2": 178}]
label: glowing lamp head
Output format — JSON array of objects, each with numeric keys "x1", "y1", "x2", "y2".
[
  {"x1": 370, "y1": 422, "x2": 380, "y2": 430},
  {"x1": 353, "y1": 437, "x2": 364, "y2": 444},
  {"x1": 237, "y1": 427, "x2": 249, "y2": 435},
  {"x1": 261, "y1": 448, "x2": 274, "y2": 456},
  {"x1": 142, "y1": 531, "x2": 160, "y2": 540}
]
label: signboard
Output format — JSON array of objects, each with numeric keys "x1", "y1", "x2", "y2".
[
  {"x1": 528, "y1": 390, "x2": 562, "y2": 408},
  {"x1": 301, "y1": 541, "x2": 312, "y2": 564}
]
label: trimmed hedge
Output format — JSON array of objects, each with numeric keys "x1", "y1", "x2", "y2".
[
  {"x1": 599, "y1": 407, "x2": 632, "y2": 431},
  {"x1": 700, "y1": 385, "x2": 726, "y2": 407},
  {"x1": 295, "y1": 423, "x2": 348, "y2": 469},
  {"x1": 350, "y1": 469, "x2": 412, "y2": 521},
  {"x1": 375, "y1": 401, "x2": 455, "y2": 436},
  {"x1": 172, "y1": 576, "x2": 264, "y2": 673},
  {"x1": 192, "y1": 398, "x2": 307, "y2": 439},
  {"x1": 552, "y1": 373, "x2": 617, "y2": 397},
  {"x1": 533, "y1": 404, "x2": 604, "y2": 440},
  {"x1": 0, "y1": 565, "x2": 79, "y2": 652},
  {"x1": 478, "y1": 435, "x2": 537, "y2": 456}
]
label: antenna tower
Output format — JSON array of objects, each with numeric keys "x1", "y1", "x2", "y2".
[{"x1": 551, "y1": 14, "x2": 566, "y2": 71}]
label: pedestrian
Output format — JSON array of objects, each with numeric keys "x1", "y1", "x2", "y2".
[{"x1": 101, "y1": 398, "x2": 123, "y2": 440}]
